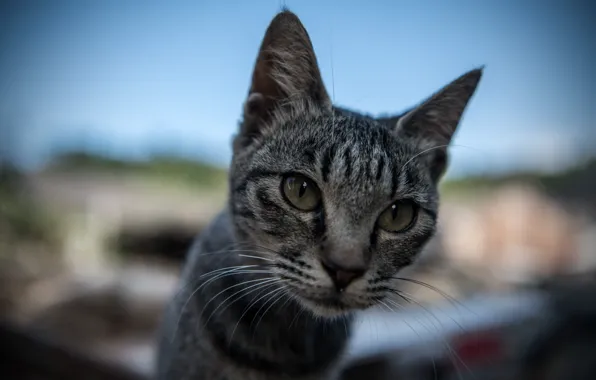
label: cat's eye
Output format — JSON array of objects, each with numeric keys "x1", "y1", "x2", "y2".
[
  {"x1": 281, "y1": 174, "x2": 322, "y2": 211},
  {"x1": 377, "y1": 201, "x2": 417, "y2": 233}
]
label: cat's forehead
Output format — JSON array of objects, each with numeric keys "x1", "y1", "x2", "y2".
[
  {"x1": 255, "y1": 113, "x2": 436, "y2": 208},
  {"x1": 274, "y1": 113, "x2": 399, "y2": 154}
]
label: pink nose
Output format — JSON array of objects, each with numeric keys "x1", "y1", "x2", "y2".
[{"x1": 320, "y1": 259, "x2": 366, "y2": 291}]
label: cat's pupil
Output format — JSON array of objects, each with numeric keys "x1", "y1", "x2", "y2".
[
  {"x1": 298, "y1": 181, "x2": 307, "y2": 197},
  {"x1": 391, "y1": 204, "x2": 398, "y2": 220}
]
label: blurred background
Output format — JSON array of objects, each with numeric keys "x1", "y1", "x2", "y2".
[{"x1": 0, "y1": 0, "x2": 594, "y2": 379}]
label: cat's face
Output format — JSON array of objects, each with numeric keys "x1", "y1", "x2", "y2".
[{"x1": 229, "y1": 11, "x2": 482, "y2": 317}]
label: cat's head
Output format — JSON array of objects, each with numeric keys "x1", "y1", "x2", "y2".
[{"x1": 229, "y1": 10, "x2": 482, "y2": 317}]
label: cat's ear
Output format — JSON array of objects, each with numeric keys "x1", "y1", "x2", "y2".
[
  {"x1": 238, "y1": 11, "x2": 330, "y2": 147},
  {"x1": 393, "y1": 68, "x2": 483, "y2": 181}
]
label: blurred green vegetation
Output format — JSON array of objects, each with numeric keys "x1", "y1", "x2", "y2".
[
  {"x1": 441, "y1": 157, "x2": 596, "y2": 200},
  {"x1": 48, "y1": 152, "x2": 229, "y2": 191},
  {"x1": 0, "y1": 164, "x2": 59, "y2": 252}
]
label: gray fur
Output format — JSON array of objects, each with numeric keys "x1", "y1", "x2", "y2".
[{"x1": 156, "y1": 9, "x2": 482, "y2": 380}]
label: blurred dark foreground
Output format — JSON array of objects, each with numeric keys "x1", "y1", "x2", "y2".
[{"x1": 2, "y1": 272, "x2": 596, "y2": 380}]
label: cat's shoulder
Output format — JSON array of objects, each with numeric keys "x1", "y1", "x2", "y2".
[{"x1": 183, "y1": 209, "x2": 235, "y2": 272}]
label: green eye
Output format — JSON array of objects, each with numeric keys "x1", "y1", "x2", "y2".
[
  {"x1": 377, "y1": 201, "x2": 417, "y2": 232},
  {"x1": 281, "y1": 174, "x2": 321, "y2": 211}
]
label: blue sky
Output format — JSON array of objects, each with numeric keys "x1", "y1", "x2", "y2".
[{"x1": 1, "y1": 0, "x2": 594, "y2": 178}]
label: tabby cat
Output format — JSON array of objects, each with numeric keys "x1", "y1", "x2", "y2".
[{"x1": 156, "y1": 9, "x2": 482, "y2": 380}]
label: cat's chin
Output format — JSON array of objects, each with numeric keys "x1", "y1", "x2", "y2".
[{"x1": 297, "y1": 294, "x2": 369, "y2": 319}]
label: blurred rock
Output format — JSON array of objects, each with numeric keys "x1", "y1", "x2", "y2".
[{"x1": 439, "y1": 183, "x2": 590, "y2": 289}]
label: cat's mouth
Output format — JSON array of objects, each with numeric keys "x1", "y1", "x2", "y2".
[
  {"x1": 308, "y1": 295, "x2": 347, "y2": 308},
  {"x1": 294, "y1": 291, "x2": 369, "y2": 316}
]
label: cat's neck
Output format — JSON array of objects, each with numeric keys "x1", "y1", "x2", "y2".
[{"x1": 186, "y1": 210, "x2": 352, "y2": 377}]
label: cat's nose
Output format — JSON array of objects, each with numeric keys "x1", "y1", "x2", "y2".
[{"x1": 321, "y1": 258, "x2": 365, "y2": 291}]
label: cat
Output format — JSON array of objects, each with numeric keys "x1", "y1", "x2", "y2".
[{"x1": 156, "y1": 9, "x2": 482, "y2": 380}]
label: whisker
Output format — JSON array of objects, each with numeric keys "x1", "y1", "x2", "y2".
[
  {"x1": 400, "y1": 143, "x2": 489, "y2": 174},
  {"x1": 391, "y1": 277, "x2": 475, "y2": 314},
  {"x1": 192, "y1": 242, "x2": 277, "y2": 259},
  {"x1": 378, "y1": 298, "x2": 432, "y2": 344},
  {"x1": 251, "y1": 285, "x2": 289, "y2": 335},
  {"x1": 382, "y1": 299, "x2": 439, "y2": 380},
  {"x1": 167, "y1": 241, "x2": 289, "y2": 344},
  {"x1": 400, "y1": 144, "x2": 450, "y2": 173},
  {"x1": 170, "y1": 267, "x2": 271, "y2": 341},
  {"x1": 249, "y1": 286, "x2": 290, "y2": 340},
  {"x1": 229, "y1": 283, "x2": 292, "y2": 345},
  {"x1": 177, "y1": 263, "x2": 272, "y2": 296},
  {"x1": 275, "y1": 288, "x2": 295, "y2": 313},
  {"x1": 201, "y1": 277, "x2": 279, "y2": 314},
  {"x1": 385, "y1": 298, "x2": 469, "y2": 380},
  {"x1": 174, "y1": 267, "x2": 265, "y2": 302},
  {"x1": 203, "y1": 278, "x2": 285, "y2": 326},
  {"x1": 398, "y1": 290, "x2": 466, "y2": 332},
  {"x1": 238, "y1": 254, "x2": 274, "y2": 261},
  {"x1": 199, "y1": 264, "x2": 265, "y2": 279},
  {"x1": 218, "y1": 280, "x2": 283, "y2": 346},
  {"x1": 167, "y1": 242, "x2": 282, "y2": 310},
  {"x1": 288, "y1": 301, "x2": 306, "y2": 329},
  {"x1": 387, "y1": 288, "x2": 466, "y2": 333},
  {"x1": 248, "y1": 242, "x2": 284, "y2": 256}
]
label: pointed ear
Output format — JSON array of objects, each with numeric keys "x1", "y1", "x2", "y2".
[
  {"x1": 237, "y1": 11, "x2": 330, "y2": 149},
  {"x1": 394, "y1": 68, "x2": 483, "y2": 181}
]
